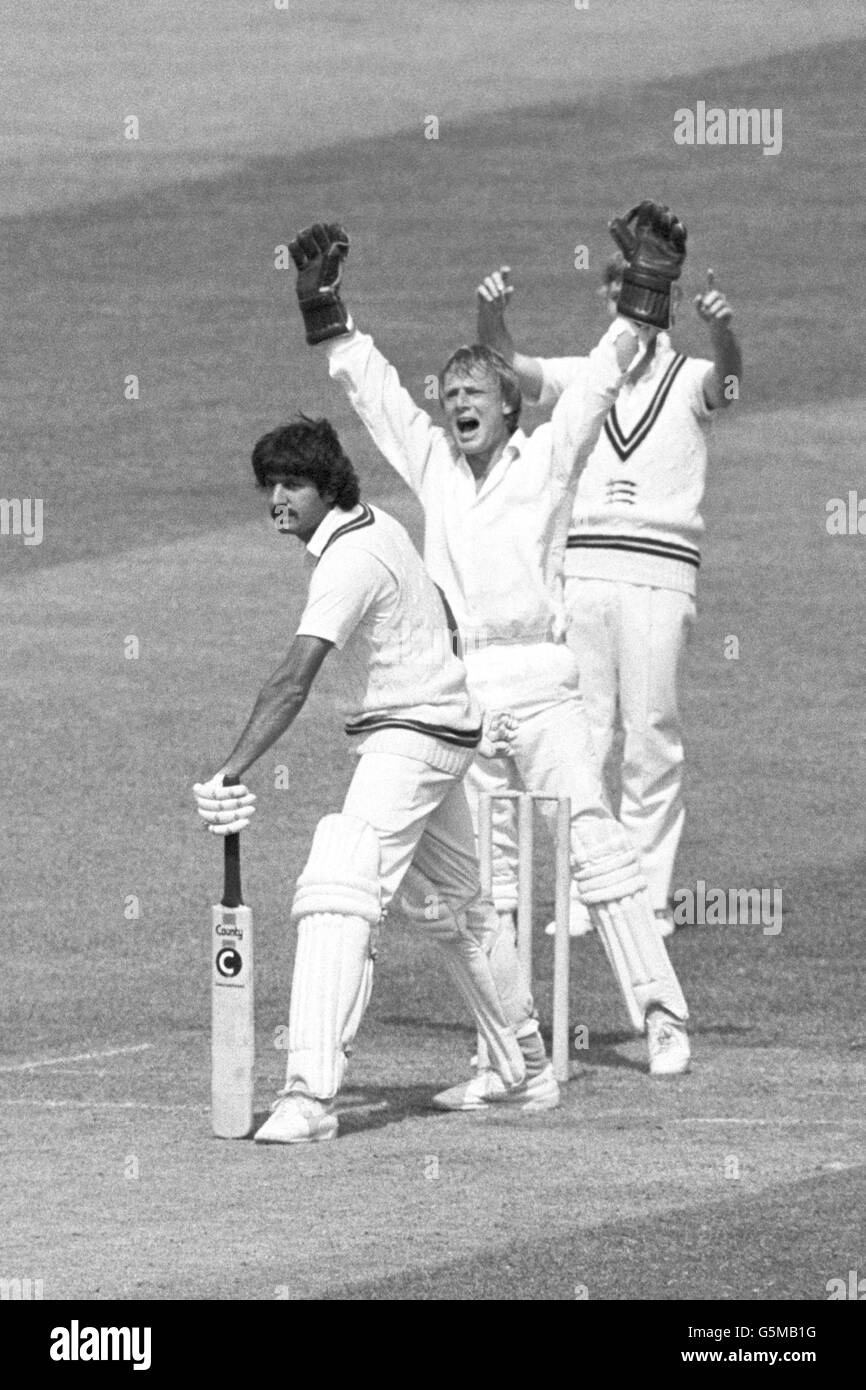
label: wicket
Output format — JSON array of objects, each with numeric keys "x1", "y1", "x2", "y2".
[{"x1": 478, "y1": 792, "x2": 572, "y2": 1083}]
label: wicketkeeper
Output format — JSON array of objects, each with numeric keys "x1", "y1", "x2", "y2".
[
  {"x1": 193, "y1": 405, "x2": 559, "y2": 1143},
  {"x1": 477, "y1": 200, "x2": 742, "y2": 937},
  {"x1": 289, "y1": 220, "x2": 692, "y2": 1092}
]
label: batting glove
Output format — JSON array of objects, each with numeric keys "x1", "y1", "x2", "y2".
[
  {"x1": 289, "y1": 222, "x2": 350, "y2": 345},
  {"x1": 193, "y1": 773, "x2": 256, "y2": 836}
]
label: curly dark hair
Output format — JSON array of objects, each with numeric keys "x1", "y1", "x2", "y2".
[
  {"x1": 437, "y1": 344, "x2": 522, "y2": 435},
  {"x1": 251, "y1": 415, "x2": 361, "y2": 509}
]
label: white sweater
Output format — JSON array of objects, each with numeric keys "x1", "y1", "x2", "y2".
[{"x1": 538, "y1": 334, "x2": 714, "y2": 595}]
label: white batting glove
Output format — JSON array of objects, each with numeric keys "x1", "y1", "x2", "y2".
[
  {"x1": 694, "y1": 269, "x2": 733, "y2": 324},
  {"x1": 193, "y1": 773, "x2": 256, "y2": 835},
  {"x1": 476, "y1": 265, "x2": 514, "y2": 311},
  {"x1": 478, "y1": 709, "x2": 518, "y2": 759}
]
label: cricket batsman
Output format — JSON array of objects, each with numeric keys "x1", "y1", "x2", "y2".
[
  {"x1": 193, "y1": 401, "x2": 560, "y2": 1143},
  {"x1": 290, "y1": 219, "x2": 692, "y2": 1092},
  {"x1": 476, "y1": 201, "x2": 743, "y2": 937}
]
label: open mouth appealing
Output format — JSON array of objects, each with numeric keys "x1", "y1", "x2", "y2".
[{"x1": 455, "y1": 414, "x2": 481, "y2": 444}]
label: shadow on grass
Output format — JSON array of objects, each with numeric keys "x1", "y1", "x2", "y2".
[
  {"x1": 250, "y1": 1080, "x2": 449, "y2": 1141},
  {"x1": 322, "y1": 1166, "x2": 866, "y2": 1301}
]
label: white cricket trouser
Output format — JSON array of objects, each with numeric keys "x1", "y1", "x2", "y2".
[
  {"x1": 564, "y1": 578, "x2": 695, "y2": 911},
  {"x1": 464, "y1": 642, "x2": 620, "y2": 907},
  {"x1": 343, "y1": 744, "x2": 534, "y2": 1027},
  {"x1": 343, "y1": 747, "x2": 491, "y2": 915},
  {"x1": 463, "y1": 640, "x2": 689, "y2": 1029}
]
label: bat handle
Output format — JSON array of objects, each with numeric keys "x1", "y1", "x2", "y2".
[{"x1": 222, "y1": 773, "x2": 244, "y2": 909}]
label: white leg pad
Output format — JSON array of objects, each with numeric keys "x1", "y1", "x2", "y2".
[
  {"x1": 577, "y1": 849, "x2": 689, "y2": 1031},
  {"x1": 284, "y1": 815, "x2": 381, "y2": 1100},
  {"x1": 400, "y1": 866, "x2": 525, "y2": 1087}
]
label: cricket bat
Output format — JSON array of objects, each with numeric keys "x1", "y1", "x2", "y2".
[{"x1": 211, "y1": 802, "x2": 255, "y2": 1138}]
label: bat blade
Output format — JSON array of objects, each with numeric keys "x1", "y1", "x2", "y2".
[{"x1": 211, "y1": 821, "x2": 255, "y2": 1138}]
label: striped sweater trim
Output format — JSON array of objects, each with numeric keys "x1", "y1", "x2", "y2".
[
  {"x1": 344, "y1": 715, "x2": 482, "y2": 748},
  {"x1": 567, "y1": 533, "x2": 701, "y2": 568},
  {"x1": 318, "y1": 503, "x2": 376, "y2": 560},
  {"x1": 604, "y1": 354, "x2": 687, "y2": 460}
]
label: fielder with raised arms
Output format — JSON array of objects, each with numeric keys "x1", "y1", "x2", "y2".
[
  {"x1": 193, "y1": 401, "x2": 558, "y2": 1143},
  {"x1": 292, "y1": 217, "x2": 692, "y2": 1096},
  {"x1": 477, "y1": 202, "x2": 742, "y2": 938}
]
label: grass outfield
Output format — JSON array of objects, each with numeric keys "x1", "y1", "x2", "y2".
[
  {"x1": 4, "y1": 0, "x2": 863, "y2": 216},
  {"x1": 4, "y1": 40, "x2": 866, "y2": 581},
  {"x1": 2, "y1": 26, "x2": 865, "y2": 1301}
]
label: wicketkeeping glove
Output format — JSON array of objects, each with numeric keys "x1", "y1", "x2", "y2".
[
  {"x1": 608, "y1": 200, "x2": 687, "y2": 329},
  {"x1": 289, "y1": 222, "x2": 350, "y2": 345}
]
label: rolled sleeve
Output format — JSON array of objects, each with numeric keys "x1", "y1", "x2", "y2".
[{"x1": 296, "y1": 547, "x2": 387, "y2": 651}]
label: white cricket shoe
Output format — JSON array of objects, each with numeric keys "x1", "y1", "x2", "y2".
[
  {"x1": 253, "y1": 1093, "x2": 338, "y2": 1144},
  {"x1": 646, "y1": 1008, "x2": 691, "y2": 1077},
  {"x1": 545, "y1": 896, "x2": 593, "y2": 938},
  {"x1": 433, "y1": 1063, "x2": 560, "y2": 1112},
  {"x1": 655, "y1": 908, "x2": 676, "y2": 938}
]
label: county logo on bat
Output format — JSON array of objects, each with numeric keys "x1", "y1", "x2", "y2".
[{"x1": 210, "y1": 835, "x2": 255, "y2": 1138}]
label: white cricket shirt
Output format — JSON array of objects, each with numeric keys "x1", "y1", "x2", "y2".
[
  {"x1": 326, "y1": 324, "x2": 627, "y2": 648},
  {"x1": 296, "y1": 502, "x2": 481, "y2": 756},
  {"x1": 537, "y1": 335, "x2": 714, "y2": 595}
]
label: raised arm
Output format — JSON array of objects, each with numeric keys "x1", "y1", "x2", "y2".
[
  {"x1": 476, "y1": 264, "x2": 589, "y2": 410},
  {"x1": 289, "y1": 221, "x2": 447, "y2": 494},
  {"x1": 693, "y1": 270, "x2": 742, "y2": 410},
  {"x1": 551, "y1": 316, "x2": 641, "y2": 479},
  {"x1": 475, "y1": 266, "x2": 546, "y2": 403}
]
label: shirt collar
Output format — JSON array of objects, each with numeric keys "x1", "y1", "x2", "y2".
[
  {"x1": 502, "y1": 428, "x2": 528, "y2": 459},
  {"x1": 627, "y1": 330, "x2": 675, "y2": 385},
  {"x1": 305, "y1": 503, "x2": 366, "y2": 559},
  {"x1": 468, "y1": 430, "x2": 528, "y2": 492}
]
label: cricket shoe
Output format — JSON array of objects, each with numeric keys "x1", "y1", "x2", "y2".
[
  {"x1": 654, "y1": 908, "x2": 676, "y2": 938},
  {"x1": 646, "y1": 1008, "x2": 690, "y2": 1077},
  {"x1": 432, "y1": 1064, "x2": 560, "y2": 1112},
  {"x1": 253, "y1": 1093, "x2": 338, "y2": 1144},
  {"x1": 544, "y1": 896, "x2": 594, "y2": 938}
]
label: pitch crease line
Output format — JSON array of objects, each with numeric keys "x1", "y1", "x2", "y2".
[
  {"x1": 0, "y1": 1042, "x2": 154, "y2": 1073},
  {"x1": 0, "y1": 1098, "x2": 204, "y2": 1112}
]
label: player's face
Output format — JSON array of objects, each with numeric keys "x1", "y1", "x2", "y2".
[
  {"x1": 441, "y1": 367, "x2": 511, "y2": 460},
  {"x1": 267, "y1": 475, "x2": 334, "y2": 542}
]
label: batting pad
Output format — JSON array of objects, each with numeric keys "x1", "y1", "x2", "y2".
[
  {"x1": 285, "y1": 815, "x2": 381, "y2": 1100},
  {"x1": 400, "y1": 865, "x2": 525, "y2": 1087},
  {"x1": 577, "y1": 849, "x2": 688, "y2": 1031}
]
